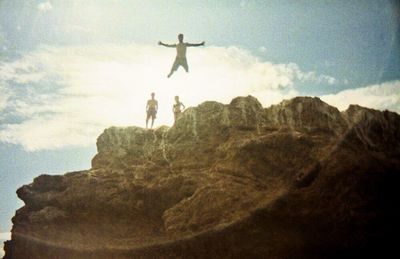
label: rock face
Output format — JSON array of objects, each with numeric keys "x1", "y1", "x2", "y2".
[{"x1": 4, "y1": 96, "x2": 400, "y2": 258}]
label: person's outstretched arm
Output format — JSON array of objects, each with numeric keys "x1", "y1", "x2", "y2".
[
  {"x1": 159, "y1": 41, "x2": 176, "y2": 47},
  {"x1": 186, "y1": 41, "x2": 205, "y2": 47}
]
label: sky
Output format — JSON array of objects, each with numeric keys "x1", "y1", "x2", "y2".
[{"x1": 0, "y1": 0, "x2": 399, "y2": 253}]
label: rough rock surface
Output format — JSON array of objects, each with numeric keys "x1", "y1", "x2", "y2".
[{"x1": 4, "y1": 96, "x2": 400, "y2": 258}]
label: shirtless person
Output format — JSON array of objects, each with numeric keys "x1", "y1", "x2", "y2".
[
  {"x1": 172, "y1": 95, "x2": 185, "y2": 123},
  {"x1": 146, "y1": 92, "x2": 158, "y2": 129},
  {"x1": 159, "y1": 34, "x2": 205, "y2": 78}
]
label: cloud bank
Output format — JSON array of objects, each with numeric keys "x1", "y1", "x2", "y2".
[
  {"x1": 1, "y1": 43, "x2": 394, "y2": 151},
  {"x1": 321, "y1": 81, "x2": 400, "y2": 113},
  {"x1": 0, "y1": 85, "x2": 10, "y2": 112},
  {"x1": 37, "y1": 2, "x2": 53, "y2": 12},
  {"x1": 0, "y1": 44, "x2": 303, "y2": 150},
  {"x1": 0, "y1": 232, "x2": 10, "y2": 240}
]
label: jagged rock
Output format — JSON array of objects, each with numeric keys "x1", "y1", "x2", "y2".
[
  {"x1": 4, "y1": 96, "x2": 400, "y2": 258},
  {"x1": 264, "y1": 96, "x2": 348, "y2": 134},
  {"x1": 28, "y1": 207, "x2": 68, "y2": 223}
]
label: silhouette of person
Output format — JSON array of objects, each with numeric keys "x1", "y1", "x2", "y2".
[
  {"x1": 173, "y1": 96, "x2": 185, "y2": 123},
  {"x1": 159, "y1": 34, "x2": 205, "y2": 78},
  {"x1": 146, "y1": 92, "x2": 158, "y2": 129}
]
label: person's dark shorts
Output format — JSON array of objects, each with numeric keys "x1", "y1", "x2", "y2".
[{"x1": 147, "y1": 108, "x2": 157, "y2": 119}]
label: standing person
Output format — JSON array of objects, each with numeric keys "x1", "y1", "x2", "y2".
[
  {"x1": 159, "y1": 34, "x2": 205, "y2": 78},
  {"x1": 173, "y1": 96, "x2": 185, "y2": 123},
  {"x1": 146, "y1": 92, "x2": 158, "y2": 129}
]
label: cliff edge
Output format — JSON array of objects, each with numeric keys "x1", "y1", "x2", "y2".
[{"x1": 4, "y1": 96, "x2": 400, "y2": 258}]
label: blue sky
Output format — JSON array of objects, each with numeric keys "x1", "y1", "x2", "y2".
[{"x1": 0, "y1": 0, "x2": 399, "y2": 247}]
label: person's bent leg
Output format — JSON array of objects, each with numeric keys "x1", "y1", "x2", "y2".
[
  {"x1": 167, "y1": 69, "x2": 174, "y2": 78},
  {"x1": 182, "y1": 59, "x2": 189, "y2": 73},
  {"x1": 168, "y1": 59, "x2": 179, "y2": 78}
]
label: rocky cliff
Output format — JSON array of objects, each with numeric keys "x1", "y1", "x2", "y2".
[{"x1": 4, "y1": 96, "x2": 400, "y2": 258}]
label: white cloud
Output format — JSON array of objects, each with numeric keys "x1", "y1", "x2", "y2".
[
  {"x1": 37, "y1": 2, "x2": 53, "y2": 12},
  {"x1": 0, "y1": 232, "x2": 10, "y2": 240},
  {"x1": 0, "y1": 85, "x2": 12, "y2": 122},
  {"x1": 0, "y1": 44, "x2": 336, "y2": 151},
  {"x1": 321, "y1": 81, "x2": 400, "y2": 113},
  {"x1": 297, "y1": 70, "x2": 337, "y2": 85},
  {"x1": 64, "y1": 25, "x2": 92, "y2": 34},
  {"x1": 0, "y1": 85, "x2": 11, "y2": 113},
  {"x1": 0, "y1": 57, "x2": 46, "y2": 84},
  {"x1": 258, "y1": 46, "x2": 267, "y2": 53}
]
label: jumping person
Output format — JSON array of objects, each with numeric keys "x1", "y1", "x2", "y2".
[
  {"x1": 146, "y1": 92, "x2": 158, "y2": 129},
  {"x1": 172, "y1": 96, "x2": 185, "y2": 123},
  {"x1": 159, "y1": 34, "x2": 205, "y2": 78}
]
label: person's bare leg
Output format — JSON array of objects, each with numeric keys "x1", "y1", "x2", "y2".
[
  {"x1": 183, "y1": 61, "x2": 189, "y2": 73},
  {"x1": 167, "y1": 69, "x2": 174, "y2": 78},
  {"x1": 168, "y1": 59, "x2": 179, "y2": 78},
  {"x1": 151, "y1": 118, "x2": 155, "y2": 129},
  {"x1": 168, "y1": 64, "x2": 178, "y2": 78},
  {"x1": 146, "y1": 118, "x2": 149, "y2": 129}
]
